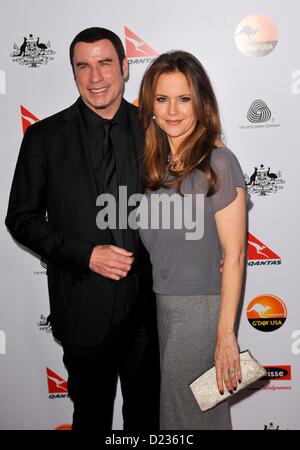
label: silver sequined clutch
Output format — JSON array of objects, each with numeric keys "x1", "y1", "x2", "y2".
[{"x1": 189, "y1": 350, "x2": 267, "y2": 412}]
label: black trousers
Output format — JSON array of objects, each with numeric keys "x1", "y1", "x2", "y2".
[{"x1": 63, "y1": 275, "x2": 160, "y2": 431}]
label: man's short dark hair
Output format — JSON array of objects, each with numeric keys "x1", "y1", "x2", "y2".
[{"x1": 69, "y1": 27, "x2": 126, "y2": 75}]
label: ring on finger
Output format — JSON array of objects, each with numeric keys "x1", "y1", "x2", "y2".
[{"x1": 228, "y1": 369, "x2": 236, "y2": 378}]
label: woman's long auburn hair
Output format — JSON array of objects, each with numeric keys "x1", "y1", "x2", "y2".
[{"x1": 139, "y1": 50, "x2": 222, "y2": 194}]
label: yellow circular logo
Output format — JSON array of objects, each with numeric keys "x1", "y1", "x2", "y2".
[
  {"x1": 247, "y1": 294, "x2": 287, "y2": 332},
  {"x1": 235, "y1": 13, "x2": 278, "y2": 57}
]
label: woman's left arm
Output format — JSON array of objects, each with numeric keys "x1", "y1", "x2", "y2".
[{"x1": 214, "y1": 187, "x2": 246, "y2": 395}]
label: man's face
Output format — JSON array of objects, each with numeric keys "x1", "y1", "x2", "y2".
[{"x1": 73, "y1": 39, "x2": 128, "y2": 119}]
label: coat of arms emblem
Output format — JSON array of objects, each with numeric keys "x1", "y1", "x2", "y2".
[
  {"x1": 10, "y1": 34, "x2": 55, "y2": 68},
  {"x1": 245, "y1": 164, "x2": 285, "y2": 196}
]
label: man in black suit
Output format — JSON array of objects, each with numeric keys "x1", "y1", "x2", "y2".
[{"x1": 5, "y1": 27, "x2": 159, "y2": 430}]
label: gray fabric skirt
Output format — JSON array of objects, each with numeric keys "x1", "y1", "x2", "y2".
[{"x1": 156, "y1": 293, "x2": 232, "y2": 430}]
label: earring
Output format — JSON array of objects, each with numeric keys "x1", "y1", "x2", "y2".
[{"x1": 152, "y1": 114, "x2": 156, "y2": 120}]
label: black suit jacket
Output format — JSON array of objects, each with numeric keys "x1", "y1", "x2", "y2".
[{"x1": 5, "y1": 98, "x2": 153, "y2": 346}]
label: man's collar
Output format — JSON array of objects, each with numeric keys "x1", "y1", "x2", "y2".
[
  {"x1": 112, "y1": 97, "x2": 128, "y2": 132},
  {"x1": 78, "y1": 97, "x2": 128, "y2": 132}
]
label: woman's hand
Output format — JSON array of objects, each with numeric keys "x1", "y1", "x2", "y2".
[
  {"x1": 215, "y1": 331, "x2": 242, "y2": 395},
  {"x1": 214, "y1": 187, "x2": 246, "y2": 395}
]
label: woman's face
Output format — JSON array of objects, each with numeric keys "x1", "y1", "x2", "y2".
[{"x1": 153, "y1": 71, "x2": 197, "y2": 152}]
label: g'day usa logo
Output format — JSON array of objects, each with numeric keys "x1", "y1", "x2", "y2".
[
  {"x1": 47, "y1": 368, "x2": 69, "y2": 399},
  {"x1": 247, "y1": 294, "x2": 287, "y2": 332},
  {"x1": 125, "y1": 26, "x2": 158, "y2": 65},
  {"x1": 245, "y1": 164, "x2": 285, "y2": 196},
  {"x1": 235, "y1": 13, "x2": 278, "y2": 57},
  {"x1": 10, "y1": 34, "x2": 55, "y2": 68},
  {"x1": 248, "y1": 232, "x2": 282, "y2": 267}
]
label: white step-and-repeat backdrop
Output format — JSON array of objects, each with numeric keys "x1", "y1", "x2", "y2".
[{"x1": 0, "y1": 0, "x2": 299, "y2": 430}]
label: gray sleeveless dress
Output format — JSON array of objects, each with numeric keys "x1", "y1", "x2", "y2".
[{"x1": 139, "y1": 148, "x2": 247, "y2": 430}]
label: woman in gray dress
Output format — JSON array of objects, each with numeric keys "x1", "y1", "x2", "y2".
[{"x1": 138, "y1": 51, "x2": 247, "y2": 430}]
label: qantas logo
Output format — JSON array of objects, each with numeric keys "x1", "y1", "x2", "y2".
[
  {"x1": 21, "y1": 105, "x2": 39, "y2": 134},
  {"x1": 46, "y1": 368, "x2": 69, "y2": 399},
  {"x1": 55, "y1": 424, "x2": 72, "y2": 430},
  {"x1": 248, "y1": 232, "x2": 281, "y2": 266},
  {"x1": 125, "y1": 26, "x2": 158, "y2": 64}
]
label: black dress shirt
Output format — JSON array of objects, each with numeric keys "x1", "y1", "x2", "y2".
[{"x1": 78, "y1": 97, "x2": 139, "y2": 269}]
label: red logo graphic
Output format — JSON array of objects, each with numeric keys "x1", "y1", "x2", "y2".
[
  {"x1": 55, "y1": 424, "x2": 72, "y2": 430},
  {"x1": 248, "y1": 232, "x2": 280, "y2": 260},
  {"x1": 263, "y1": 366, "x2": 291, "y2": 381},
  {"x1": 21, "y1": 105, "x2": 39, "y2": 134},
  {"x1": 46, "y1": 368, "x2": 68, "y2": 394},
  {"x1": 125, "y1": 26, "x2": 158, "y2": 58}
]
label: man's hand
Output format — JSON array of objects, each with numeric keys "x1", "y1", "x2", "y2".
[{"x1": 89, "y1": 245, "x2": 134, "y2": 280}]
